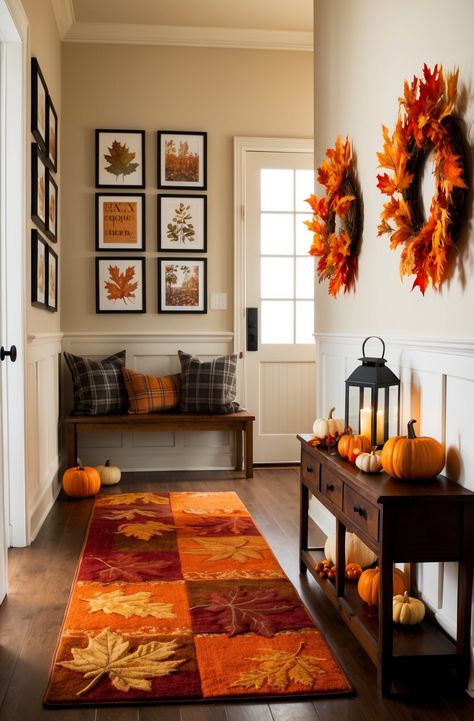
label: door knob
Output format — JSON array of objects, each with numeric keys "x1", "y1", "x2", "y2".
[{"x1": 0, "y1": 345, "x2": 17, "y2": 362}]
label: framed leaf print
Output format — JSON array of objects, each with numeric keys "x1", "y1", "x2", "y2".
[
  {"x1": 158, "y1": 258, "x2": 207, "y2": 313},
  {"x1": 157, "y1": 131, "x2": 207, "y2": 190},
  {"x1": 96, "y1": 193, "x2": 145, "y2": 251},
  {"x1": 96, "y1": 256, "x2": 146, "y2": 313},
  {"x1": 31, "y1": 143, "x2": 48, "y2": 233},
  {"x1": 46, "y1": 245, "x2": 58, "y2": 312},
  {"x1": 158, "y1": 194, "x2": 207, "y2": 252},
  {"x1": 45, "y1": 171, "x2": 58, "y2": 243},
  {"x1": 31, "y1": 58, "x2": 48, "y2": 153},
  {"x1": 31, "y1": 230, "x2": 47, "y2": 308},
  {"x1": 46, "y1": 94, "x2": 58, "y2": 172},
  {"x1": 96, "y1": 129, "x2": 145, "y2": 188}
]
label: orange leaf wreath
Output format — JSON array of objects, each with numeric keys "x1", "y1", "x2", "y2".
[
  {"x1": 376, "y1": 64, "x2": 467, "y2": 294},
  {"x1": 305, "y1": 137, "x2": 360, "y2": 297}
]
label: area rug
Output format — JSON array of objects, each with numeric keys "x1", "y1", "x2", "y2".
[{"x1": 44, "y1": 491, "x2": 351, "y2": 706}]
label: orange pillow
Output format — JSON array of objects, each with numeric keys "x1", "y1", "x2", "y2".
[{"x1": 121, "y1": 368, "x2": 181, "y2": 414}]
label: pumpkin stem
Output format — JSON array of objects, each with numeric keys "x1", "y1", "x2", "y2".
[
  {"x1": 105, "y1": 460, "x2": 110, "y2": 467},
  {"x1": 407, "y1": 419, "x2": 417, "y2": 439},
  {"x1": 328, "y1": 407, "x2": 336, "y2": 419},
  {"x1": 370, "y1": 446, "x2": 377, "y2": 455},
  {"x1": 403, "y1": 590, "x2": 410, "y2": 603}
]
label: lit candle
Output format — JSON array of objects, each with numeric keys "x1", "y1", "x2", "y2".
[
  {"x1": 360, "y1": 408, "x2": 372, "y2": 441},
  {"x1": 376, "y1": 410, "x2": 384, "y2": 445}
]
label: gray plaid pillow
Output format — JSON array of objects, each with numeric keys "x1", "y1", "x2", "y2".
[
  {"x1": 178, "y1": 350, "x2": 240, "y2": 414},
  {"x1": 64, "y1": 350, "x2": 128, "y2": 415}
]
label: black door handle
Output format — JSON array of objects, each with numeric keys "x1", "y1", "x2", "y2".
[
  {"x1": 246, "y1": 308, "x2": 258, "y2": 351},
  {"x1": 0, "y1": 345, "x2": 17, "y2": 362}
]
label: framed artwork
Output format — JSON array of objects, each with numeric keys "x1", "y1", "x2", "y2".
[
  {"x1": 31, "y1": 58, "x2": 48, "y2": 153},
  {"x1": 31, "y1": 230, "x2": 47, "y2": 308},
  {"x1": 31, "y1": 143, "x2": 48, "y2": 233},
  {"x1": 96, "y1": 256, "x2": 146, "y2": 313},
  {"x1": 157, "y1": 131, "x2": 207, "y2": 190},
  {"x1": 96, "y1": 129, "x2": 145, "y2": 188},
  {"x1": 96, "y1": 193, "x2": 145, "y2": 251},
  {"x1": 46, "y1": 245, "x2": 58, "y2": 312},
  {"x1": 46, "y1": 95, "x2": 58, "y2": 172},
  {"x1": 158, "y1": 257, "x2": 207, "y2": 313},
  {"x1": 158, "y1": 194, "x2": 207, "y2": 252},
  {"x1": 45, "y1": 171, "x2": 58, "y2": 242}
]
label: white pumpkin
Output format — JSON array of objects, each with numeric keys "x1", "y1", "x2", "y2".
[
  {"x1": 324, "y1": 531, "x2": 377, "y2": 568},
  {"x1": 313, "y1": 407, "x2": 345, "y2": 439},
  {"x1": 355, "y1": 448, "x2": 383, "y2": 473},
  {"x1": 95, "y1": 459, "x2": 121, "y2": 486}
]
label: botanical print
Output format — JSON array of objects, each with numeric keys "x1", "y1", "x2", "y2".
[
  {"x1": 47, "y1": 174, "x2": 58, "y2": 241},
  {"x1": 158, "y1": 132, "x2": 206, "y2": 189},
  {"x1": 96, "y1": 130, "x2": 145, "y2": 188},
  {"x1": 48, "y1": 252, "x2": 56, "y2": 308},
  {"x1": 162, "y1": 261, "x2": 203, "y2": 309},
  {"x1": 96, "y1": 257, "x2": 145, "y2": 313},
  {"x1": 105, "y1": 264, "x2": 138, "y2": 303},
  {"x1": 32, "y1": 59, "x2": 48, "y2": 150},
  {"x1": 159, "y1": 195, "x2": 206, "y2": 251},
  {"x1": 164, "y1": 138, "x2": 199, "y2": 183},
  {"x1": 48, "y1": 99, "x2": 57, "y2": 170},
  {"x1": 104, "y1": 140, "x2": 139, "y2": 182},
  {"x1": 31, "y1": 231, "x2": 47, "y2": 307}
]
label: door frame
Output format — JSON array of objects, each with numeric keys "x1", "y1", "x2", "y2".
[{"x1": 233, "y1": 137, "x2": 314, "y2": 408}]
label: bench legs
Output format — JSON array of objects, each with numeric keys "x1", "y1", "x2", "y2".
[
  {"x1": 66, "y1": 424, "x2": 78, "y2": 468},
  {"x1": 244, "y1": 421, "x2": 254, "y2": 479}
]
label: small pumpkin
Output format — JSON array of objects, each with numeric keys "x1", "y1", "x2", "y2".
[
  {"x1": 96, "y1": 459, "x2": 121, "y2": 486},
  {"x1": 313, "y1": 407, "x2": 345, "y2": 439},
  {"x1": 357, "y1": 566, "x2": 406, "y2": 606},
  {"x1": 345, "y1": 562, "x2": 363, "y2": 581},
  {"x1": 355, "y1": 447, "x2": 383, "y2": 473},
  {"x1": 324, "y1": 531, "x2": 377, "y2": 568},
  {"x1": 62, "y1": 465, "x2": 101, "y2": 498},
  {"x1": 338, "y1": 429, "x2": 371, "y2": 460},
  {"x1": 393, "y1": 591, "x2": 425, "y2": 625},
  {"x1": 381, "y1": 419, "x2": 445, "y2": 481}
]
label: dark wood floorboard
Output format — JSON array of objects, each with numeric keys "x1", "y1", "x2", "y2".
[{"x1": 0, "y1": 468, "x2": 473, "y2": 721}]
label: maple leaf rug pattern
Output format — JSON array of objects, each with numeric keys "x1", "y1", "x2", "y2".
[{"x1": 44, "y1": 491, "x2": 352, "y2": 706}]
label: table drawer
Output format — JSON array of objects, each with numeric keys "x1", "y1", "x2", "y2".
[
  {"x1": 301, "y1": 450, "x2": 320, "y2": 492},
  {"x1": 320, "y1": 466, "x2": 343, "y2": 509},
  {"x1": 344, "y1": 485, "x2": 379, "y2": 541}
]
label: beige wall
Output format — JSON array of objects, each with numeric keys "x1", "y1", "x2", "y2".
[
  {"x1": 313, "y1": 0, "x2": 474, "y2": 340},
  {"x1": 61, "y1": 43, "x2": 313, "y2": 332}
]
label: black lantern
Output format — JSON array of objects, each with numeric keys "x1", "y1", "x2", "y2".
[{"x1": 344, "y1": 336, "x2": 400, "y2": 448}]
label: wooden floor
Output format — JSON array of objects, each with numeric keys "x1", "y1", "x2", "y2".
[{"x1": 1, "y1": 467, "x2": 473, "y2": 721}]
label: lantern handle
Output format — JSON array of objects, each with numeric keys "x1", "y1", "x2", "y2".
[{"x1": 362, "y1": 336, "x2": 385, "y2": 359}]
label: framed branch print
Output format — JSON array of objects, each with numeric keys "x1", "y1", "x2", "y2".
[
  {"x1": 31, "y1": 230, "x2": 47, "y2": 308},
  {"x1": 158, "y1": 194, "x2": 207, "y2": 251},
  {"x1": 96, "y1": 193, "x2": 145, "y2": 251},
  {"x1": 158, "y1": 258, "x2": 207, "y2": 313},
  {"x1": 46, "y1": 245, "x2": 58, "y2": 312},
  {"x1": 31, "y1": 58, "x2": 48, "y2": 153},
  {"x1": 157, "y1": 131, "x2": 207, "y2": 190},
  {"x1": 45, "y1": 171, "x2": 58, "y2": 243},
  {"x1": 46, "y1": 94, "x2": 58, "y2": 172},
  {"x1": 96, "y1": 129, "x2": 145, "y2": 188},
  {"x1": 31, "y1": 143, "x2": 48, "y2": 233},
  {"x1": 96, "y1": 256, "x2": 146, "y2": 313}
]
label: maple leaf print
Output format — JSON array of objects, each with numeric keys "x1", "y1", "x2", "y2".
[
  {"x1": 116, "y1": 521, "x2": 175, "y2": 541},
  {"x1": 185, "y1": 516, "x2": 256, "y2": 536},
  {"x1": 97, "y1": 493, "x2": 169, "y2": 507},
  {"x1": 185, "y1": 537, "x2": 267, "y2": 563},
  {"x1": 83, "y1": 590, "x2": 176, "y2": 619},
  {"x1": 99, "y1": 509, "x2": 161, "y2": 521},
  {"x1": 84, "y1": 553, "x2": 173, "y2": 582},
  {"x1": 104, "y1": 140, "x2": 139, "y2": 182},
  {"x1": 57, "y1": 627, "x2": 184, "y2": 696},
  {"x1": 104, "y1": 264, "x2": 138, "y2": 303},
  {"x1": 230, "y1": 642, "x2": 326, "y2": 691}
]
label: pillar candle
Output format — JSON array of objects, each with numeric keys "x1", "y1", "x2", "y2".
[{"x1": 360, "y1": 408, "x2": 372, "y2": 441}]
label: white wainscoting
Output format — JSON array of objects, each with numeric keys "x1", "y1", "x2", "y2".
[{"x1": 309, "y1": 332, "x2": 474, "y2": 693}]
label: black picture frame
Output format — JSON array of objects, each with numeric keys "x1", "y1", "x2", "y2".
[
  {"x1": 45, "y1": 171, "x2": 58, "y2": 243},
  {"x1": 31, "y1": 58, "x2": 48, "y2": 153},
  {"x1": 158, "y1": 194, "x2": 207, "y2": 252},
  {"x1": 95, "y1": 193, "x2": 146, "y2": 251},
  {"x1": 46, "y1": 244, "x2": 58, "y2": 312},
  {"x1": 31, "y1": 230, "x2": 47, "y2": 308},
  {"x1": 96, "y1": 256, "x2": 146, "y2": 313},
  {"x1": 158, "y1": 257, "x2": 207, "y2": 313},
  {"x1": 96, "y1": 129, "x2": 146, "y2": 188},
  {"x1": 46, "y1": 94, "x2": 58, "y2": 172},
  {"x1": 31, "y1": 143, "x2": 48, "y2": 233},
  {"x1": 157, "y1": 131, "x2": 207, "y2": 190}
]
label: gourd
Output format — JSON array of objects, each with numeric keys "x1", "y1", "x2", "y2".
[
  {"x1": 357, "y1": 566, "x2": 406, "y2": 606},
  {"x1": 355, "y1": 447, "x2": 383, "y2": 473},
  {"x1": 393, "y1": 591, "x2": 426, "y2": 625},
  {"x1": 345, "y1": 562, "x2": 363, "y2": 581},
  {"x1": 381, "y1": 419, "x2": 445, "y2": 480},
  {"x1": 96, "y1": 459, "x2": 121, "y2": 486},
  {"x1": 337, "y1": 429, "x2": 371, "y2": 460},
  {"x1": 62, "y1": 465, "x2": 101, "y2": 498},
  {"x1": 324, "y1": 531, "x2": 377, "y2": 568},
  {"x1": 312, "y1": 407, "x2": 345, "y2": 439}
]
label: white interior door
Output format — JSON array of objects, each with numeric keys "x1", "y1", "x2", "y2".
[{"x1": 237, "y1": 142, "x2": 315, "y2": 463}]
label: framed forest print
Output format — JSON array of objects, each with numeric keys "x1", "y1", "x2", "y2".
[
  {"x1": 31, "y1": 230, "x2": 47, "y2": 308},
  {"x1": 157, "y1": 131, "x2": 207, "y2": 190},
  {"x1": 46, "y1": 245, "x2": 58, "y2": 312},
  {"x1": 158, "y1": 257, "x2": 207, "y2": 313},
  {"x1": 96, "y1": 193, "x2": 145, "y2": 251},
  {"x1": 31, "y1": 58, "x2": 48, "y2": 153},
  {"x1": 45, "y1": 171, "x2": 58, "y2": 243},
  {"x1": 96, "y1": 129, "x2": 145, "y2": 188},
  {"x1": 96, "y1": 256, "x2": 146, "y2": 313},
  {"x1": 46, "y1": 94, "x2": 58, "y2": 172},
  {"x1": 158, "y1": 194, "x2": 207, "y2": 251},
  {"x1": 31, "y1": 143, "x2": 48, "y2": 233}
]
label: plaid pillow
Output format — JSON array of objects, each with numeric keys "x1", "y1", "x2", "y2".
[
  {"x1": 122, "y1": 368, "x2": 181, "y2": 414},
  {"x1": 64, "y1": 350, "x2": 128, "y2": 415},
  {"x1": 178, "y1": 350, "x2": 240, "y2": 414}
]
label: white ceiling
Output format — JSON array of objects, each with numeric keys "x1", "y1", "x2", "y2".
[{"x1": 52, "y1": 0, "x2": 313, "y2": 51}]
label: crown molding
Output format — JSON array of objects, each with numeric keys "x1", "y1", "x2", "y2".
[
  {"x1": 51, "y1": 0, "x2": 75, "y2": 38},
  {"x1": 61, "y1": 21, "x2": 313, "y2": 52}
]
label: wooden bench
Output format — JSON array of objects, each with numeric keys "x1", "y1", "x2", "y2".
[{"x1": 65, "y1": 409, "x2": 255, "y2": 478}]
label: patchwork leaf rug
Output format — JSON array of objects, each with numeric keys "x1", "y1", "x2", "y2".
[{"x1": 44, "y1": 491, "x2": 351, "y2": 706}]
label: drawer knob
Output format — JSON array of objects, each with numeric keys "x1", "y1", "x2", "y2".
[
  {"x1": 326, "y1": 483, "x2": 335, "y2": 492},
  {"x1": 306, "y1": 465, "x2": 313, "y2": 473},
  {"x1": 353, "y1": 505, "x2": 365, "y2": 516}
]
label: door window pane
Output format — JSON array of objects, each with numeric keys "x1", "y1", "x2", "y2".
[
  {"x1": 261, "y1": 300, "x2": 293, "y2": 343},
  {"x1": 296, "y1": 257, "x2": 314, "y2": 299},
  {"x1": 261, "y1": 258, "x2": 294, "y2": 298},
  {"x1": 295, "y1": 169, "x2": 314, "y2": 211},
  {"x1": 296, "y1": 213, "x2": 313, "y2": 254},
  {"x1": 261, "y1": 169, "x2": 294, "y2": 211},
  {"x1": 261, "y1": 213, "x2": 293, "y2": 255},
  {"x1": 296, "y1": 300, "x2": 314, "y2": 344}
]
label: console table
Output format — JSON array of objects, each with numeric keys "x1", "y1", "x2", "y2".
[{"x1": 297, "y1": 434, "x2": 474, "y2": 695}]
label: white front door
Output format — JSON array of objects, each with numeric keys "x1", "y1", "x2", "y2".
[{"x1": 235, "y1": 139, "x2": 315, "y2": 463}]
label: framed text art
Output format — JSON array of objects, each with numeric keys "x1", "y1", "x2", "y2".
[
  {"x1": 158, "y1": 257, "x2": 207, "y2": 313},
  {"x1": 46, "y1": 245, "x2": 58, "y2": 312},
  {"x1": 31, "y1": 230, "x2": 47, "y2": 308},
  {"x1": 31, "y1": 143, "x2": 48, "y2": 233},
  {"x1": 96, "y1": 256, "x2": 146, "y2": 313},
  {"x1": 157, "y1": 131, "x2": 207, "y2": 190},
  {"x1": 46, "y1": 94, "x2": 58, "y2": 172},
  {"x1": 158, "y1": 194, "x2": 207, "y2": 252},
  {"x1": 96, "y1": 193, "x2": 145, "y2": 251},
  {"x1": 96, "y1": 129, "x2": 145, "y2": 188},
  {"x1": 45, "y1": 172, "x2": 58, "y2": 243},
  {"x1": 31, "y1": 58, "x2": 48, "y2": 153}
]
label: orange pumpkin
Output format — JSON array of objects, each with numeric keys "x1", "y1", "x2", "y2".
[
  {"x1": 357, "y1": 566, "x2": 407, "y2": 606},
  {"x1": 381, "y1": 419, "x2": 445, "y2": 481},
  {"x1": 62, "y1": 465, "x2": 101, "y2": 498},
  {"x1": 338, "y1": 430, "x2": 371, "y2": 460}
]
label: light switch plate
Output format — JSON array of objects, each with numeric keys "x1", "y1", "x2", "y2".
[{"x1": 210, "y1": 293, "x2": 227, "y2": 310}]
